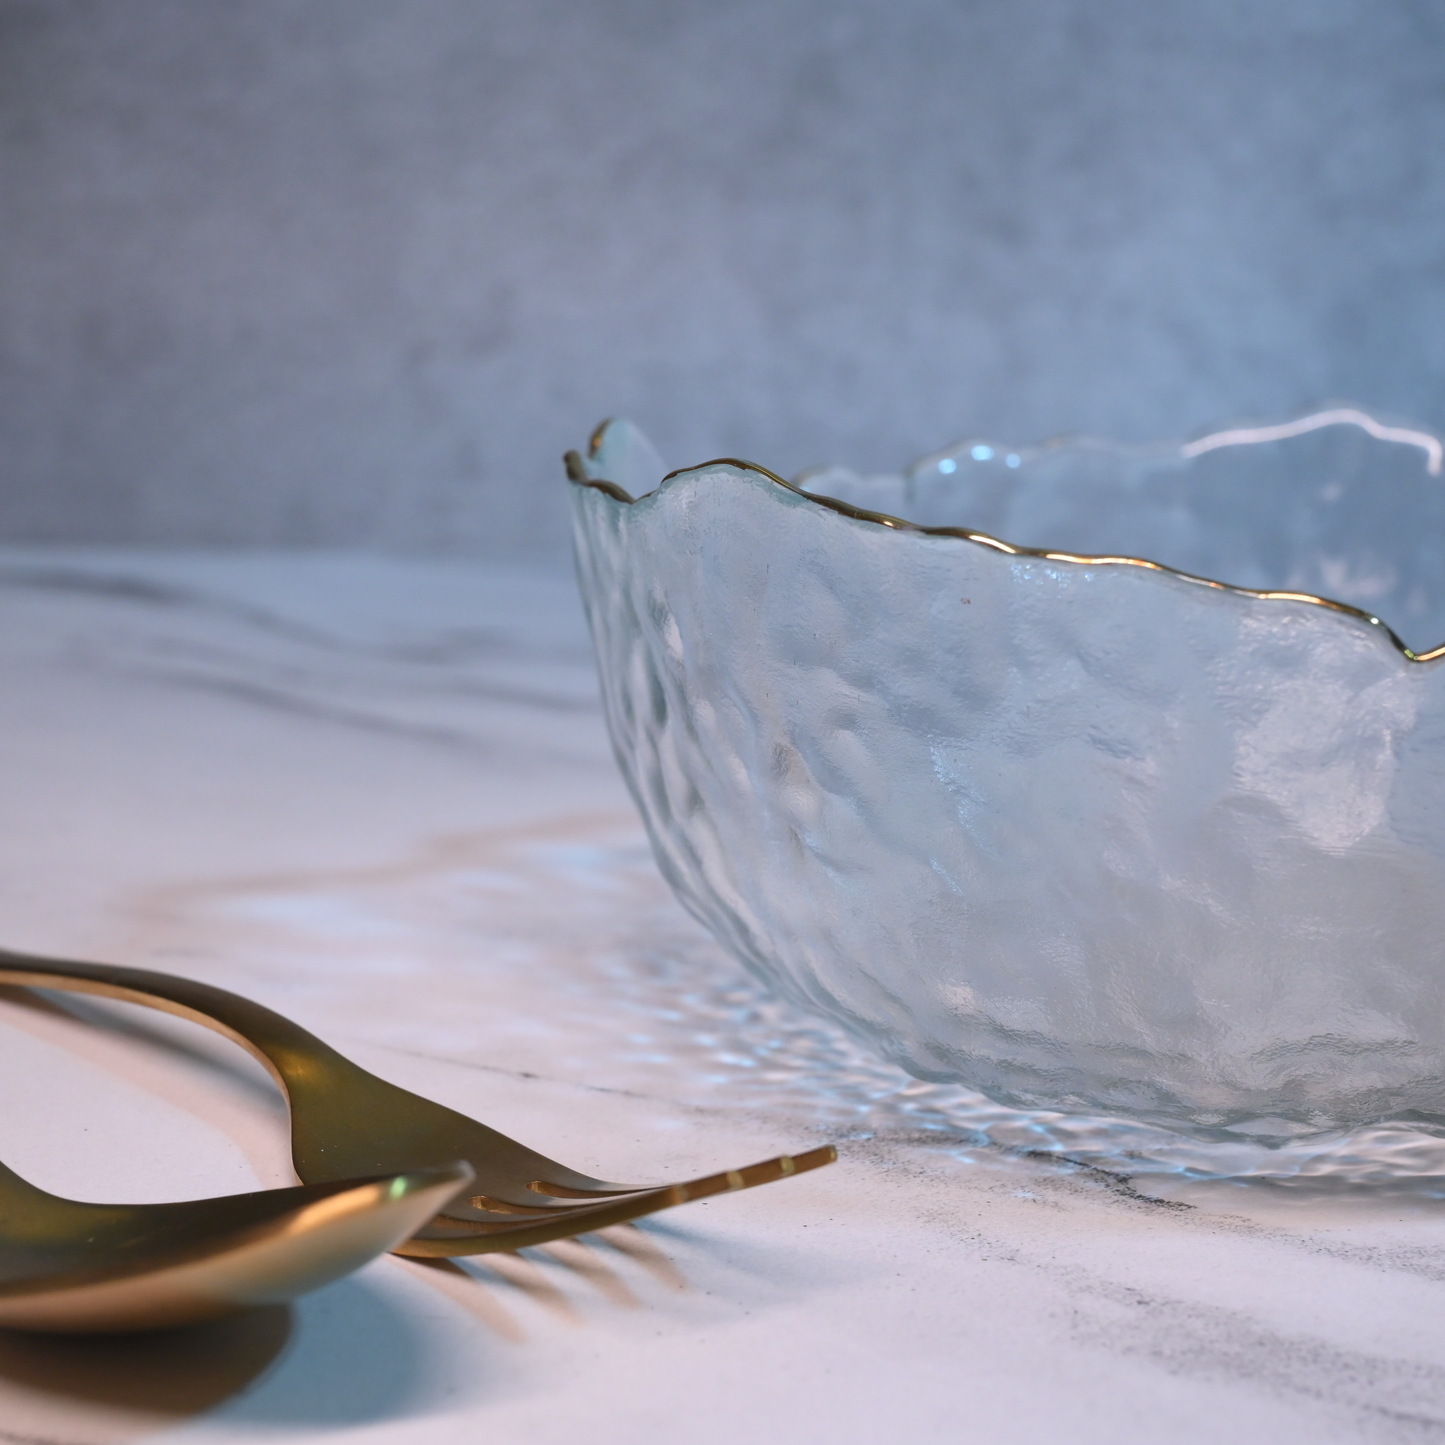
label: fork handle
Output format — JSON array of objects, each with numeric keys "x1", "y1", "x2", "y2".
[
  {"x1": 0, "y1": 947, "x2": 549, "y2": 1187},
  {"x1": 0, "y1": 947, "x2": 352, "y2": 1094}
]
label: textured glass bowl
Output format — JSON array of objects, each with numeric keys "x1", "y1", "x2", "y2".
[{"x1": 566, "y1": 410, "x2": 1445, "y2": 1139}]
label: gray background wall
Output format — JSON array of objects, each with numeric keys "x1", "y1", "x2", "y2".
[{"x1": 2, "y1": 0, "x2": 1443, "y2": 556}]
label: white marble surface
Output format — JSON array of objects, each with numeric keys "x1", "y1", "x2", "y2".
[{"x1": 4, "y1": 550, "x2": 1445, "y2": 1444}]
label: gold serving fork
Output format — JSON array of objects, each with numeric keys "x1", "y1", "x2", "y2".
[
  {"x1": 0, "y1": 1159, "x2": 470, "y2": 1333},
  {"x1": 0, "y1": 950, "x2": 835, "y2": 1256}
]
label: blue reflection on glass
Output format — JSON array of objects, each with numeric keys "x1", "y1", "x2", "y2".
[
  {"x1": 1006, "y1": 453, "x2": 1021, "y2": 468},
  {"x1": 971, "y1": 445, "x2": 994, "y2": 461},
  {"x1": 938, "y1": 458, "x2": 957, "y2": 474}
]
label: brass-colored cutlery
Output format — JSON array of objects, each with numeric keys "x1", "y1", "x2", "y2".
[{"x1": 0, "y1": 950, "x2": 835, "y2": 1261}]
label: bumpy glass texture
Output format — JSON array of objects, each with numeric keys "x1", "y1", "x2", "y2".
[{"x1": 570, "y1": 414, "x2": 1445, "y2": 1137}]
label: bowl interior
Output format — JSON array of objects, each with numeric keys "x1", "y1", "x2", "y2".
[{"x1": 796, "y1": 413, "x2": 1445, "y2": 656}]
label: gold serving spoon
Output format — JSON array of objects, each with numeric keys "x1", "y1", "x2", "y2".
[
  {"x1": 0, "y1": 1159, "x2": 470, "y2": 1333},
  {"x1": 0, "y1": 950, "x2": 836, "y2": 1257}
]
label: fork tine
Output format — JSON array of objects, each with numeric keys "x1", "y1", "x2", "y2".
[
  {"x1": 459, "y1": 1143, "x2": 834, "y2": 1218},
  {"x1": 394, "y1": 1145, "x2": 838, "y2": 1257}
]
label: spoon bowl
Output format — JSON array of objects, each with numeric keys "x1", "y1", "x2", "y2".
[{"x1": 0, "y1": 1158, "x2": 470, "y2": 1333}]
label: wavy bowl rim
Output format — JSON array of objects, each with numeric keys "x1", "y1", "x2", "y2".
[{"x1": 565, "y1": 410, "x2": 1445, "y2": 665}]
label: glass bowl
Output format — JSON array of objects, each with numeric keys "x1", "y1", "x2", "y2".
[{"x1": 565, "y1": 410, "x2": 1445, "y2": 1140}]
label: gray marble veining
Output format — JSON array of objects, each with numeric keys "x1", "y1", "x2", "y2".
[{"x1": 2, "y1": 551, "x2": 1445, "y2": 1444}]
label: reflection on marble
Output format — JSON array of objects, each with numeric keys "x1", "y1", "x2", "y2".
[{"x1": 6, "y1": 550, "x2": 1445, "y2": 1444}]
